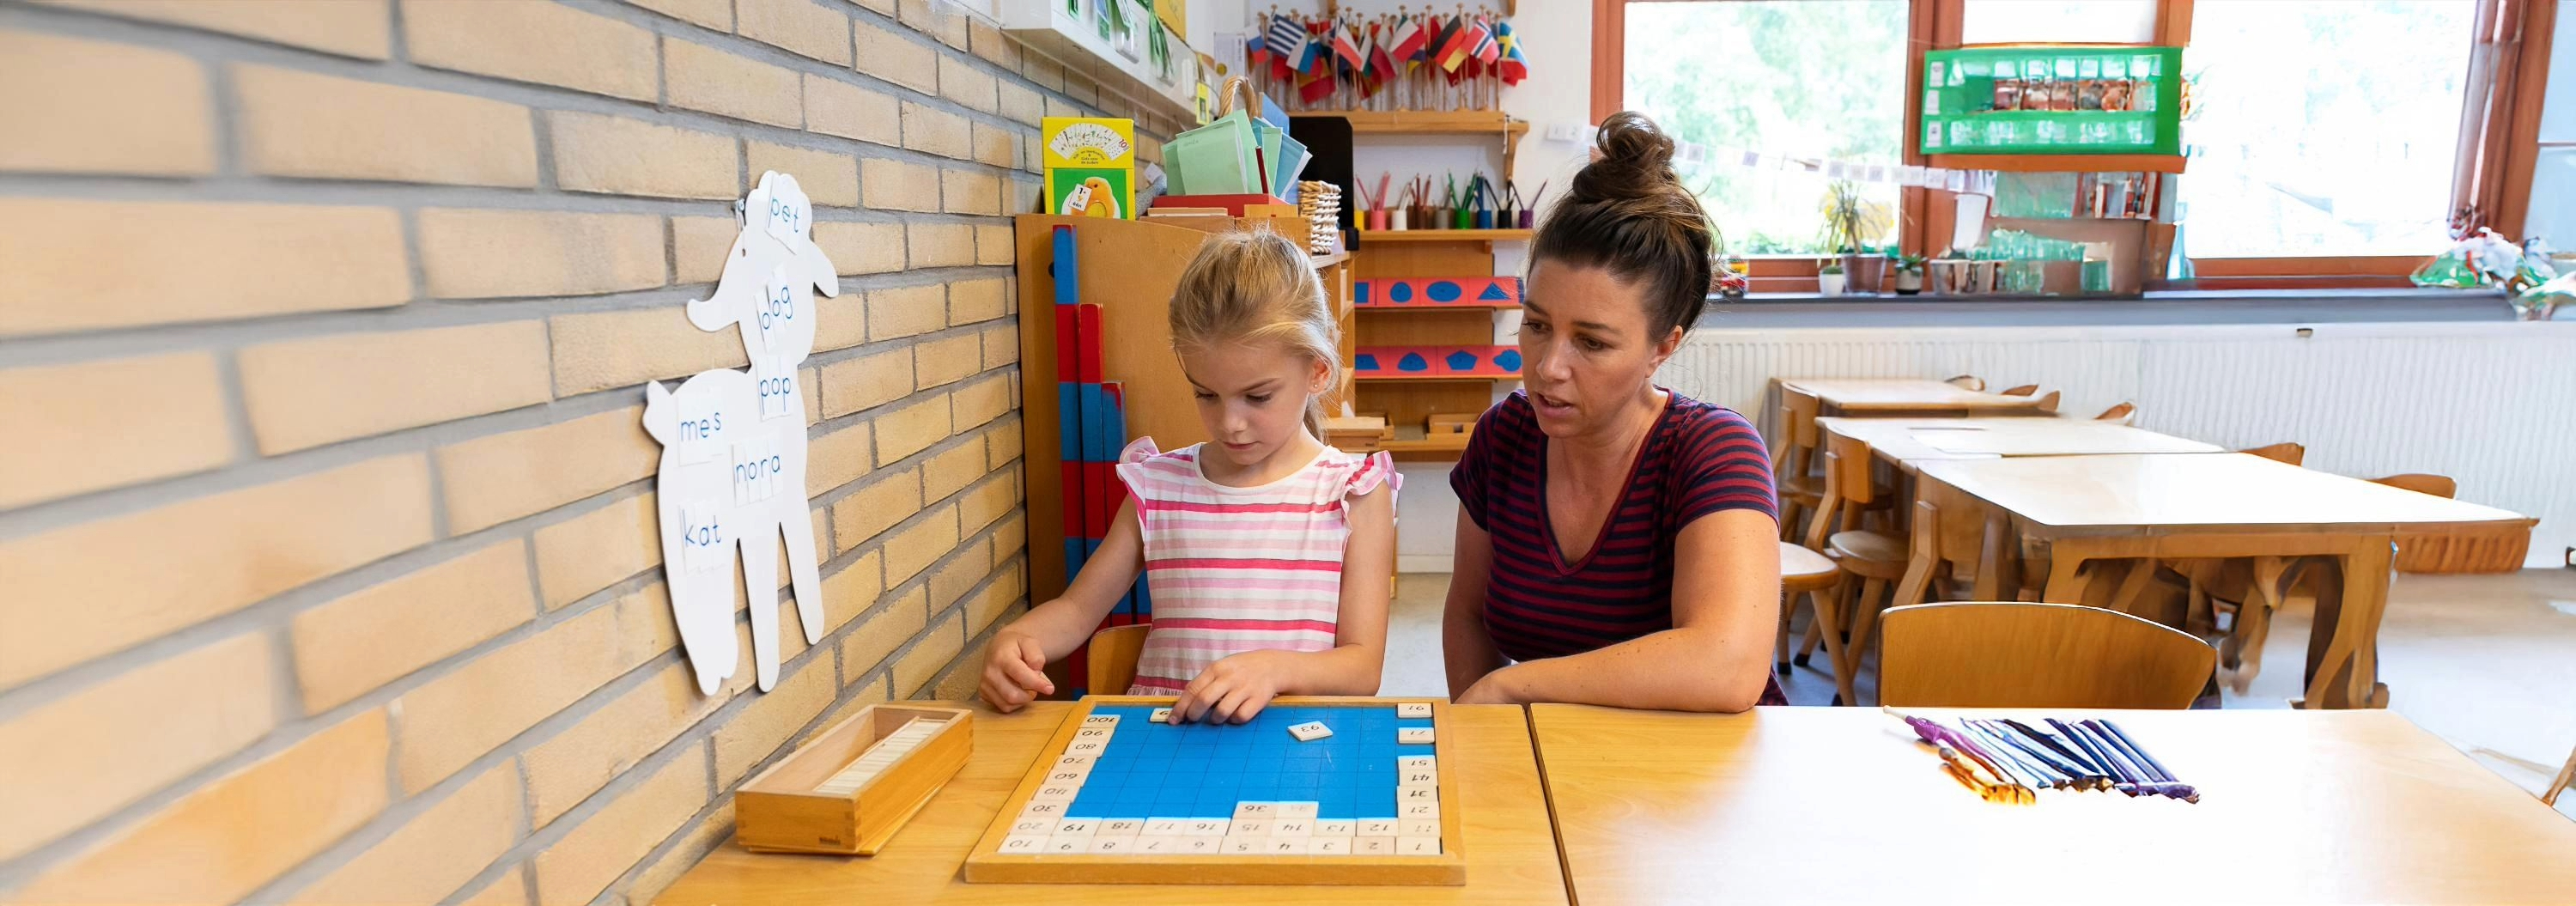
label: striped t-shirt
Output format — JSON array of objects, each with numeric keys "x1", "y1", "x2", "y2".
[
  {"x1": 1115, "y1": 438, "x2": 1400, "y2": 693},
  {"x1": 1449, "y1": 390, "x2": 1786, "y2": 705}
]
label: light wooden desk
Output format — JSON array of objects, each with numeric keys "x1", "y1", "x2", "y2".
[
  {"x1": 654, "y1": 702, "x2": 1568, "y2": 905},
  {"x1": 1532, "y1": 704, "x2": 2576, "y2": 905},
  {"x1": 1913, "y1": 454, "x2": 2536, "y2": 708},
  {"x1": 1816, "y1": 417, "x2": 2222, "y2": 467},
  {"x1": 1779, "y1": 378, "x2": 2059, "y2": 416}
]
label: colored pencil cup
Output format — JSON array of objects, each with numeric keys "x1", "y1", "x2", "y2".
[
  {"x1": 1368, "y1": 210, "x2": 1388, "y2": 232},
  {"x1": 1473, "y1": 210, "x2": 1493, "y2": 229}
]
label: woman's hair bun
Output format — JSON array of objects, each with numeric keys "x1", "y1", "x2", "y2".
[{"x1": 1571, "y1": 111, "x2": 1680, "y2": 204}]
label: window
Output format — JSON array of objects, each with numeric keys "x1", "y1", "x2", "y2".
[
  {"x1": 1621, "y1": 0, "x2": 1908, "y2": 255},
  {"x1": 2178, "y1": 2, "x2": 2478, "y2": 259}
]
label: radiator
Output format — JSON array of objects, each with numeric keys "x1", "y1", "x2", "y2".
[{"x1": 1662, "y1": 321, "x2": 2576, "y2": 568}]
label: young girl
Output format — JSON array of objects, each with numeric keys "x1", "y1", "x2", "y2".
[{"x1": 978, "y1": 230, "x2": 1399, "y2": 724}]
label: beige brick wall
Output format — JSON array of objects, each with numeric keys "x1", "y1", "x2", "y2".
[{"x1": 0, "y1": 0, "x2": 1172, "y2": 901}]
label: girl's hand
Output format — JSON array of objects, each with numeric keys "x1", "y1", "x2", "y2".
[
  {"x1": 1174, "y1": 650, "x2": 1292, "y2": 724},
  {"x1": 1453, "y1": 666, "x2": 1527, "y2": 706},
  {"x1": 978, "y1": 630, "x2": 1054, "y2": 713}
]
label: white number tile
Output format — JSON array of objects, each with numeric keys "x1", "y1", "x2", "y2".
[
  {"x1": 1012, "y1": 818, "x2": 1053, "y2": 836},
  {"x1": 1270, "y1": 818, "x2": 1312, "y2": 837},
  {"x1": 1223, "y1": 836, "x2": 1262, "y2": 854},
  {"x1": 1022, "y1": 801, "x2": 1066, "y2": 819},
  {"x1": 1067, "y1": 740, "x2": 1106, "y2": 754},
  {"x1": 1045, "y1": 835, "x2": 1091, "y2": 854},
  {"x1": 1180, "y1": 836, "x2": 1222, "y2": 854},
  {"x1": 1314, "y1": 820, "x2": 1356, "y2": 837},
  {"x1": 1136, "y1": 836, "x2": 1180, "y2": 853},
  {"x1": 1034, "y1": 784, "x2": 1080, "y2": 801},
  {"x1": 1397, "y1": 702, "x2": 1433, "y2": 718},
  {"x1": 1400, "y1": 818, "x2": 1439, "y2": 837},
  {"x1": 1401, "y1": 802, "x2": 1440, "y2": 819},
  {"x1": 1185, "y1": 819, "x2": 1230, "y2": 836},
  {"x1": 1151, "y1": 708, "x2": 1175, "y2": 723},
  {"x1": 1233, "y1": 802, "x2": 1276, "y2": 818},
  {"x1": 1275, "y1": 801, "x2": 1320, "y2": 819},
  {"x1": 1084, "y1": 714, "x2": 1120, "y2": 727},
  {"x1": 1399, "y1": 755, "x2": 1436, "y2": 771},
  {"x1": 1358, "y1": 819, "x2": 1399, "y2": 836},
  {"x1": 1142, "y1": 818, "x2": 1185, "y2": 836},
  {"x1": 1001, "y1": 834, "x2": 1047, "y2": 854},
  {"x1": 1267, "y1": 837, "x2": 1309, "y2": 854},
  {"x1": 1088, "y1": 834, "x2": 1138, "y2": 854},
  {"x1": 1397, "y1": 836, "x2": 1441, "y2": 855},
  {"x1": 1100, "y1": 818, "x2": 1143, "y2": 835},
  {"x1": 1230, "y1": 818, "x2": 1271, "y2": 836},
  {"x1": 1356, "y1": 836, "x2": 1395, "y2": 855},
  {"x1": 1398, "y1": 727, "x2": 1435, "y2": 745},
  {"x1": 1054, "y1": 819, "x2": 1098, "y2": 836},
  {"x1": 1402, "y1": 769, "x2": 1437, "y2": 787}
]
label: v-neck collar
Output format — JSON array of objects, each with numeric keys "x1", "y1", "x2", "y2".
[{"x1": 1538, "y1": 392, "x2": 1676, "y2": 574}]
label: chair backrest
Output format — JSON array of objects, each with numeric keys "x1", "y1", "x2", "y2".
[
  {"x1": 1771, "y1": 386, "x2": 1825, "y2": 478},
  {"x1": 1086, "y1": 623, "x2": 1153, "y2": 696},
  {"x1": 2000, "y1": 384, "x2": 2038, "y2": 397},
  {"x1": 2032, "y1": 390, "x2": 2062, "y2": 413},
  {"x1": 1945, "y1": 374, "x2": 1986, "y2": 391},
  {"x1": 2239, "y1": 442, "x2": 2306, "y2": 466},
  {"x1": 2093, "y1": 402, "x2": 2136, "y2": 425},
  {"x1": 1879, "y1": 602, "x2": 2215, "y2": 708},
  {"x1": 2369, "y1": 473, "x2": 2458, "y2": 498}
]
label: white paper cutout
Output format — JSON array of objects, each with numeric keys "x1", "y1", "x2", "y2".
[{"x1": 645, "y1": 171, "x2": 840, "y2": 695}]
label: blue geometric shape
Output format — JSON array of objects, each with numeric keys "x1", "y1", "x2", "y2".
[
  {"x1": 1445, "y1": 350, "x2": 1478, "y2": 372},
  {"x1": 1396, "y1": 352, "x2": 1430, "y2": 372},
  {"x1": 1478, "y1": 280, "x2": 1512, "y2": 301},
  {"x1": 1354, "y1": 353, "x2": 1381, "y2": 372},
  {"x1": 1060, "y1": 705, "x2": 1415, "y2": 820},
  {"x1": 1426, "y1": 280, "x2": 1461, "y2": 302},
  {"x1": 1354, "y1": 282, "x2": 1373, "y2": 306},
  {"x1": 1494, "y1": 349, "x2": 1522, "y2": 371},
  {"x1": 1388, "y1": 281, "x2": 1414, "y2": 303}
]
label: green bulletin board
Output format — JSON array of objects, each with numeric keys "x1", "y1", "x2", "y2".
[{"x1": 1921, "y1": 46, "x2": 2184, "y2": 155}]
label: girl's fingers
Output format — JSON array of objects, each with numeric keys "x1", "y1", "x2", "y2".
[
  {"x1": 1231, "y1": 688, "x2": 1272, "y2": 723},
  {"x1": 998, "y1": 639, "x2": 1054, "y2": 695},
  {"x1": 1176, "y1": 674, "x2": 1224, "y2": 723},
  {"x1": 1214, "y1": 685, "x2": 1257, "y2": 724}
]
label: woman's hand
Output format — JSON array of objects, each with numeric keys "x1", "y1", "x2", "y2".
[
  {"x1": 1174, "y1": 650, "x2": 1294, "y2": 724},
  {"x1": 1453, "y1": 666, "x2": 1527, "y2": 706},
  {"x1": 977, "y1": 629, "x2": 1054, "y2": 713}
]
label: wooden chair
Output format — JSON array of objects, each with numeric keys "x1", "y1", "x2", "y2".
[
  {"x1": 1086, "y1": 623, "x2": 1152, "y2": 696},
  {"x1": 1878, "y1": 602, "x2": 2216, "y2": 708},
  {"x1": 2546, "y1": 742, "x2": 2576, "y2": 807},
  {"x1": 2031, "y1": 390, "x2": 2062, "y2": 414},
  {"x1": 2000, "y1": 384, "x2": 2038, "y2": 397},
  {"x1": 1771, "y1": 386, "x2": 1826, "y2": 542},
  {"x1": 2093, "y1": 402, "x2": 2137, "y2": 425},
  {"x1": 1944, "y1": 374, "x2": 1985, "y2": 391},
  {"x1": 1773, "y1": 542, "x2": 1846, "y2": 681},
  {"x1": 2239, "y1": 442, "x2": 2306, "y2": 465},
  {"x1": 1794, "y1": 434, "x2": 1911, "y2": 705},
  {"x1": 2371, "y1": 473, "x2": 2458, "y2": 498}
]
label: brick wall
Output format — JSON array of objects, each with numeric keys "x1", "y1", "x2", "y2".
[{"x1": 0, "y1": 1, "x2": 1178, "y2": 903}]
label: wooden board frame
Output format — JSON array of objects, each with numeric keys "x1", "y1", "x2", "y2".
[
  {"x1": 963, "y1": 696, "x2": 1467, "y2": 885},
  {"x1": 734, "y1": 704, "x2": 974, "y2": 854}
]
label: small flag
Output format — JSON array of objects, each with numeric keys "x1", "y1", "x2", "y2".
[
  {"x1": 1265, "y1": 14, "x2": 1303, "y2": 59},
  {"x1": 1471, "y1": 17, "x2": 1500, "y2": 65},
  {"x1": 1389, "y1": 15, "x2": 1427, "y2": 63},
  {"x1": 1333, "y1": 21, "x2": 1364, "y2": 71},
  {"x1": 1367, "y1": 24, "x2": 1397, "y2": 82},
  {"x1": 1498, "y1": 21, "x2": 1528, "y2": 85},
  {"x1": 1247, "y1": 29, "x2": 1269, "y2": 69},
  {"x1": 1435, "y1": 15, "x2": 1476, "y2": 72}
]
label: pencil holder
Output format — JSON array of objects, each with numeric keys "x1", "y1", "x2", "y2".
[
  {"x1": 1518, "y1": 210, "x2": 1535, "y2": 229},
  {"x1": 1473, "y1": 210, "x2": 1493, "y2": 229},
  {"x1": 1452, "y1": 207, "x2": 1472, "y2": 230},
  {"x1": 1368, "y1": 210, "x2": 1388, "y2": 231},
  {"x1": 1388, "y1": 208, "x2": 1407, "y2": 230}
]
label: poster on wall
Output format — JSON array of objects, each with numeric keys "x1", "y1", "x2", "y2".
[{"x1": 642, "y1": 171, "x2": 837, "y2": 694}]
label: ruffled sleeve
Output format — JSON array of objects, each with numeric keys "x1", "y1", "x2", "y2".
[
  {"x1": 1118, "y1": 436, "x2": 1161, "y2": 465},
  {"x1": 1345, "y1": 450, "x2": 1400, "y2": 502}
]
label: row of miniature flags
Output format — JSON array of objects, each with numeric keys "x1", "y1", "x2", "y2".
[
  {"x1": 1249, "y1": 10, "x2": 1527, "y2": 100},
  {"x1": 1558, "y1": 125, "x2": 2000, "y2": 196}
]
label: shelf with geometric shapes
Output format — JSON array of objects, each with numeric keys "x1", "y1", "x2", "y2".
[
  {"x1": 1352, "y1": 345, "x2": 1522, "y2": 381},
  {"x1": 1354, "y1": 277, "x2": 1522, "y2": 309}
]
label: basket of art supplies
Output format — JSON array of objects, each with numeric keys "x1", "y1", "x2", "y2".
[{"x1": 1297, "y1": 180, "x2": 1341, "y2": 254}]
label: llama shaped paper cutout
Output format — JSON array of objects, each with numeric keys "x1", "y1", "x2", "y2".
[{"x1": 643, "y1": 171, "x2": 838, "y2": 695}]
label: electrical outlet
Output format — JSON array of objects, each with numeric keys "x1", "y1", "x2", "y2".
[{"x1": 1545, "y1": 124, "x2": 1585, "y2": 143}]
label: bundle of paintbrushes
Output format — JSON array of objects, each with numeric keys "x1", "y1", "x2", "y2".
[
  {"x1": 1884, "y1": 708, "x2": 2199, "y2": 805},
  {"x1": 1296, "y1": 180, "x2": 1342, "y2": 253}
]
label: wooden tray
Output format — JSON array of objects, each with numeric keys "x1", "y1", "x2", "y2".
[
  {"x1": 963, "y1": 696, "x2": 1466, "y2": 885},
  {"x1": 733, "y1": 703, "x2": 972, "y2": 854}
]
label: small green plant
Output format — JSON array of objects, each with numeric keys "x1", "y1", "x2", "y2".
[
  {"x1": 1818, "y1": 259, "x2": 1844, "y2": 275},
  {"x1": 1893, "y1": 253, "x2": 1927, "y2": 275},
  {"x1": 1818, "y1": 180, "x2": 1892, "y2": 255}
]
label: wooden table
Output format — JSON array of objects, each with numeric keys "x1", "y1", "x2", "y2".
[
  {"x1": 1816, "y1": 417, "x2": 2222, "y2": 468},
  {"x1": 1779, "y1": 378, "x2": 2060, "y2": 416},
  {"x1": 1912, "y1": 454, "x2": 2537, "y2": 708},
  {"x1": 1531, "y1": 704, "x2": 2576, "y2": 905},
  {"x1": 654, "y1": 702, "x2": 1569, "y2": 905}
]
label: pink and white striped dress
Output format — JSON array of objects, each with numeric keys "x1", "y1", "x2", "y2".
[{"x1": 1115, "y1": 437, "x2": 1400, "y2": 694}]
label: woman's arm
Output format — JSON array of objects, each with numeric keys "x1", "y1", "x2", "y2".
[
  {"x1": 978, "y1": 497, "x2": 1143, "y2": 711},
  {"x1": 1442, "y1": 510, "x2": 1505, "y2": 698},
  {"x1": 1174, "y1": 483, "x2": 1397, "y2": 722},
  {"x1": 1455, "y1": 509, "x2": 1781, "y2": 712}
]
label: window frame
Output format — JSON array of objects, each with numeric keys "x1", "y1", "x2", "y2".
[{"x1": 1591, "y1": 0, "x2": 2558, "y2": 290}]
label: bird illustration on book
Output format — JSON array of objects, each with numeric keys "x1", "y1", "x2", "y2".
[
  {"x1": 644, "y1": 171, "x2": 839, "y2": 695},
  {"x1": 1060, "y1": 176, "x2": 1122, "y2": 219}
]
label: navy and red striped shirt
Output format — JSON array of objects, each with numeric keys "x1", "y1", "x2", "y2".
[{"x1": 1450, "y1": 389, "x2": 1787, "y2": 705}]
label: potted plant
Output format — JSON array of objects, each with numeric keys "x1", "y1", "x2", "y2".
[
  {"x1": 1892, "y1": 253, "x2": 1927, "y2": 295},
  {"x1": 1816, "y1": 258, "x2": 1846, "y2": 295},
  {"x1": 1819, "y1": 181, "x2": 1892, "y2": 295}
]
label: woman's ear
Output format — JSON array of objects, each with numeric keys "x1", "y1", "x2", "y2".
[{"x1": 1646, "y1": 325, "x2": 1685, "y2": 371}]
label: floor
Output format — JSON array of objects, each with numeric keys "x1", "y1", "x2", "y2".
[{"x1": 1382, "y1": 569, "x2": 2576, "y2": 817}]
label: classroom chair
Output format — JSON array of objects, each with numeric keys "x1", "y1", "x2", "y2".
[
  {"x1": 1087, "y1": 623, "x2": 1152, "y2": 697},
  {"x1": 2000, "y1": 384, "x2": 2038, "y2": 396},
  {"x1": 2547, "y1": 741, "x2": 2576, "y2": 806},
  {"x1": 1877, "y1": 602, "x2": 2216, "y2": 708},
  {"x1": 1770, "y1": 385, "x2": 1826, "y2": 542},
  {"x1": 1774, "y1": 541, "x2": 1848, "y2": 684},
  {"x1": 1794, "y1": 435, "x2": 1911, "y2": 706},
  {"x1": 2239, "y1": 441, "x2": 2306, "y2": 465},
  {"x1": 2094, "y1": 402, "x2": 2137, "y2": 425},
  {"x1": 1944, "y1": 374, "x2": 1985, "y2": 391}
]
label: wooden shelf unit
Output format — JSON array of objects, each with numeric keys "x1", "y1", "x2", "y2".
[{"x1": 1359, "y1": 228, "x2": 1533, "y2": 243}]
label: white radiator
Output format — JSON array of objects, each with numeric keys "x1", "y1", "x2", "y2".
[{"x1": 1662, "y1": 321, "x2": 2576, "y2": 568}]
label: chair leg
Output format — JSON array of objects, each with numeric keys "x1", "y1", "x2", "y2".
[
  {"x1": 2544, "y1": 742, "x2": 2576, "y2": 807},
  {"x1": 1773, "y1": 590, "x2": 1795, "y2": 675},
  {"x1": 1810, "y1": 587, "x2": 1853, "y2": 707},
  {"x1": 1841, "y1": 575, "x2": 1890, "y2": 706}
]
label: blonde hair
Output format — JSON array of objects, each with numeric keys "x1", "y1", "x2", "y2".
[{"x1": 1168, "y1": 230, "x2": 1340, "y2": 438}]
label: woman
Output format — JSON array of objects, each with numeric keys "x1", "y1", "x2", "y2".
[{"x1": 1443, "y1": 112, "x2": 1784, "y2": 712}]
